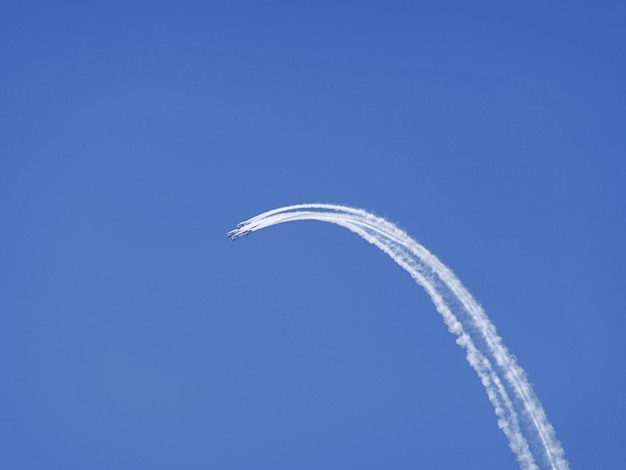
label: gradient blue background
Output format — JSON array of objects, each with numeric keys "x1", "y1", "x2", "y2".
[{"x1": 2, "y1": 2, "x2": 625, "y2": 468}]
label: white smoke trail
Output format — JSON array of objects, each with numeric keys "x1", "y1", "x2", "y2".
[{"x1": 227, "y1": 204, "x2": 568, "y2": 470}]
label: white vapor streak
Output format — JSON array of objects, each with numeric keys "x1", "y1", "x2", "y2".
[{"x1": 227, "y1": 204, "x2": 568, "y2": 470}]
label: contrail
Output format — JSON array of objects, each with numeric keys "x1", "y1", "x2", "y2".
[{"x1": 227, "y1": 203, "x2": 568, "y2": 470}]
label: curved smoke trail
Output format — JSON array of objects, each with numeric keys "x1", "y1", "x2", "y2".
[{"x1": 227, "y1": 204, "x2": 568, "y2": 470}]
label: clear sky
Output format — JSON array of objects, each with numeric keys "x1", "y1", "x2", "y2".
[{"x1": 1, "y1": 2, "x2": 625, "y2": 469}]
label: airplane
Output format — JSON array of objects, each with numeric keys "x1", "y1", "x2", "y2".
[{"x1": 227, "y1": 229, "x2": 251, "y2": 240}]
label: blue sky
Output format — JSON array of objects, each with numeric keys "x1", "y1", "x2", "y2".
[{"x1": 1, "y1": 2, "x2": 625, "y2": 468}]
